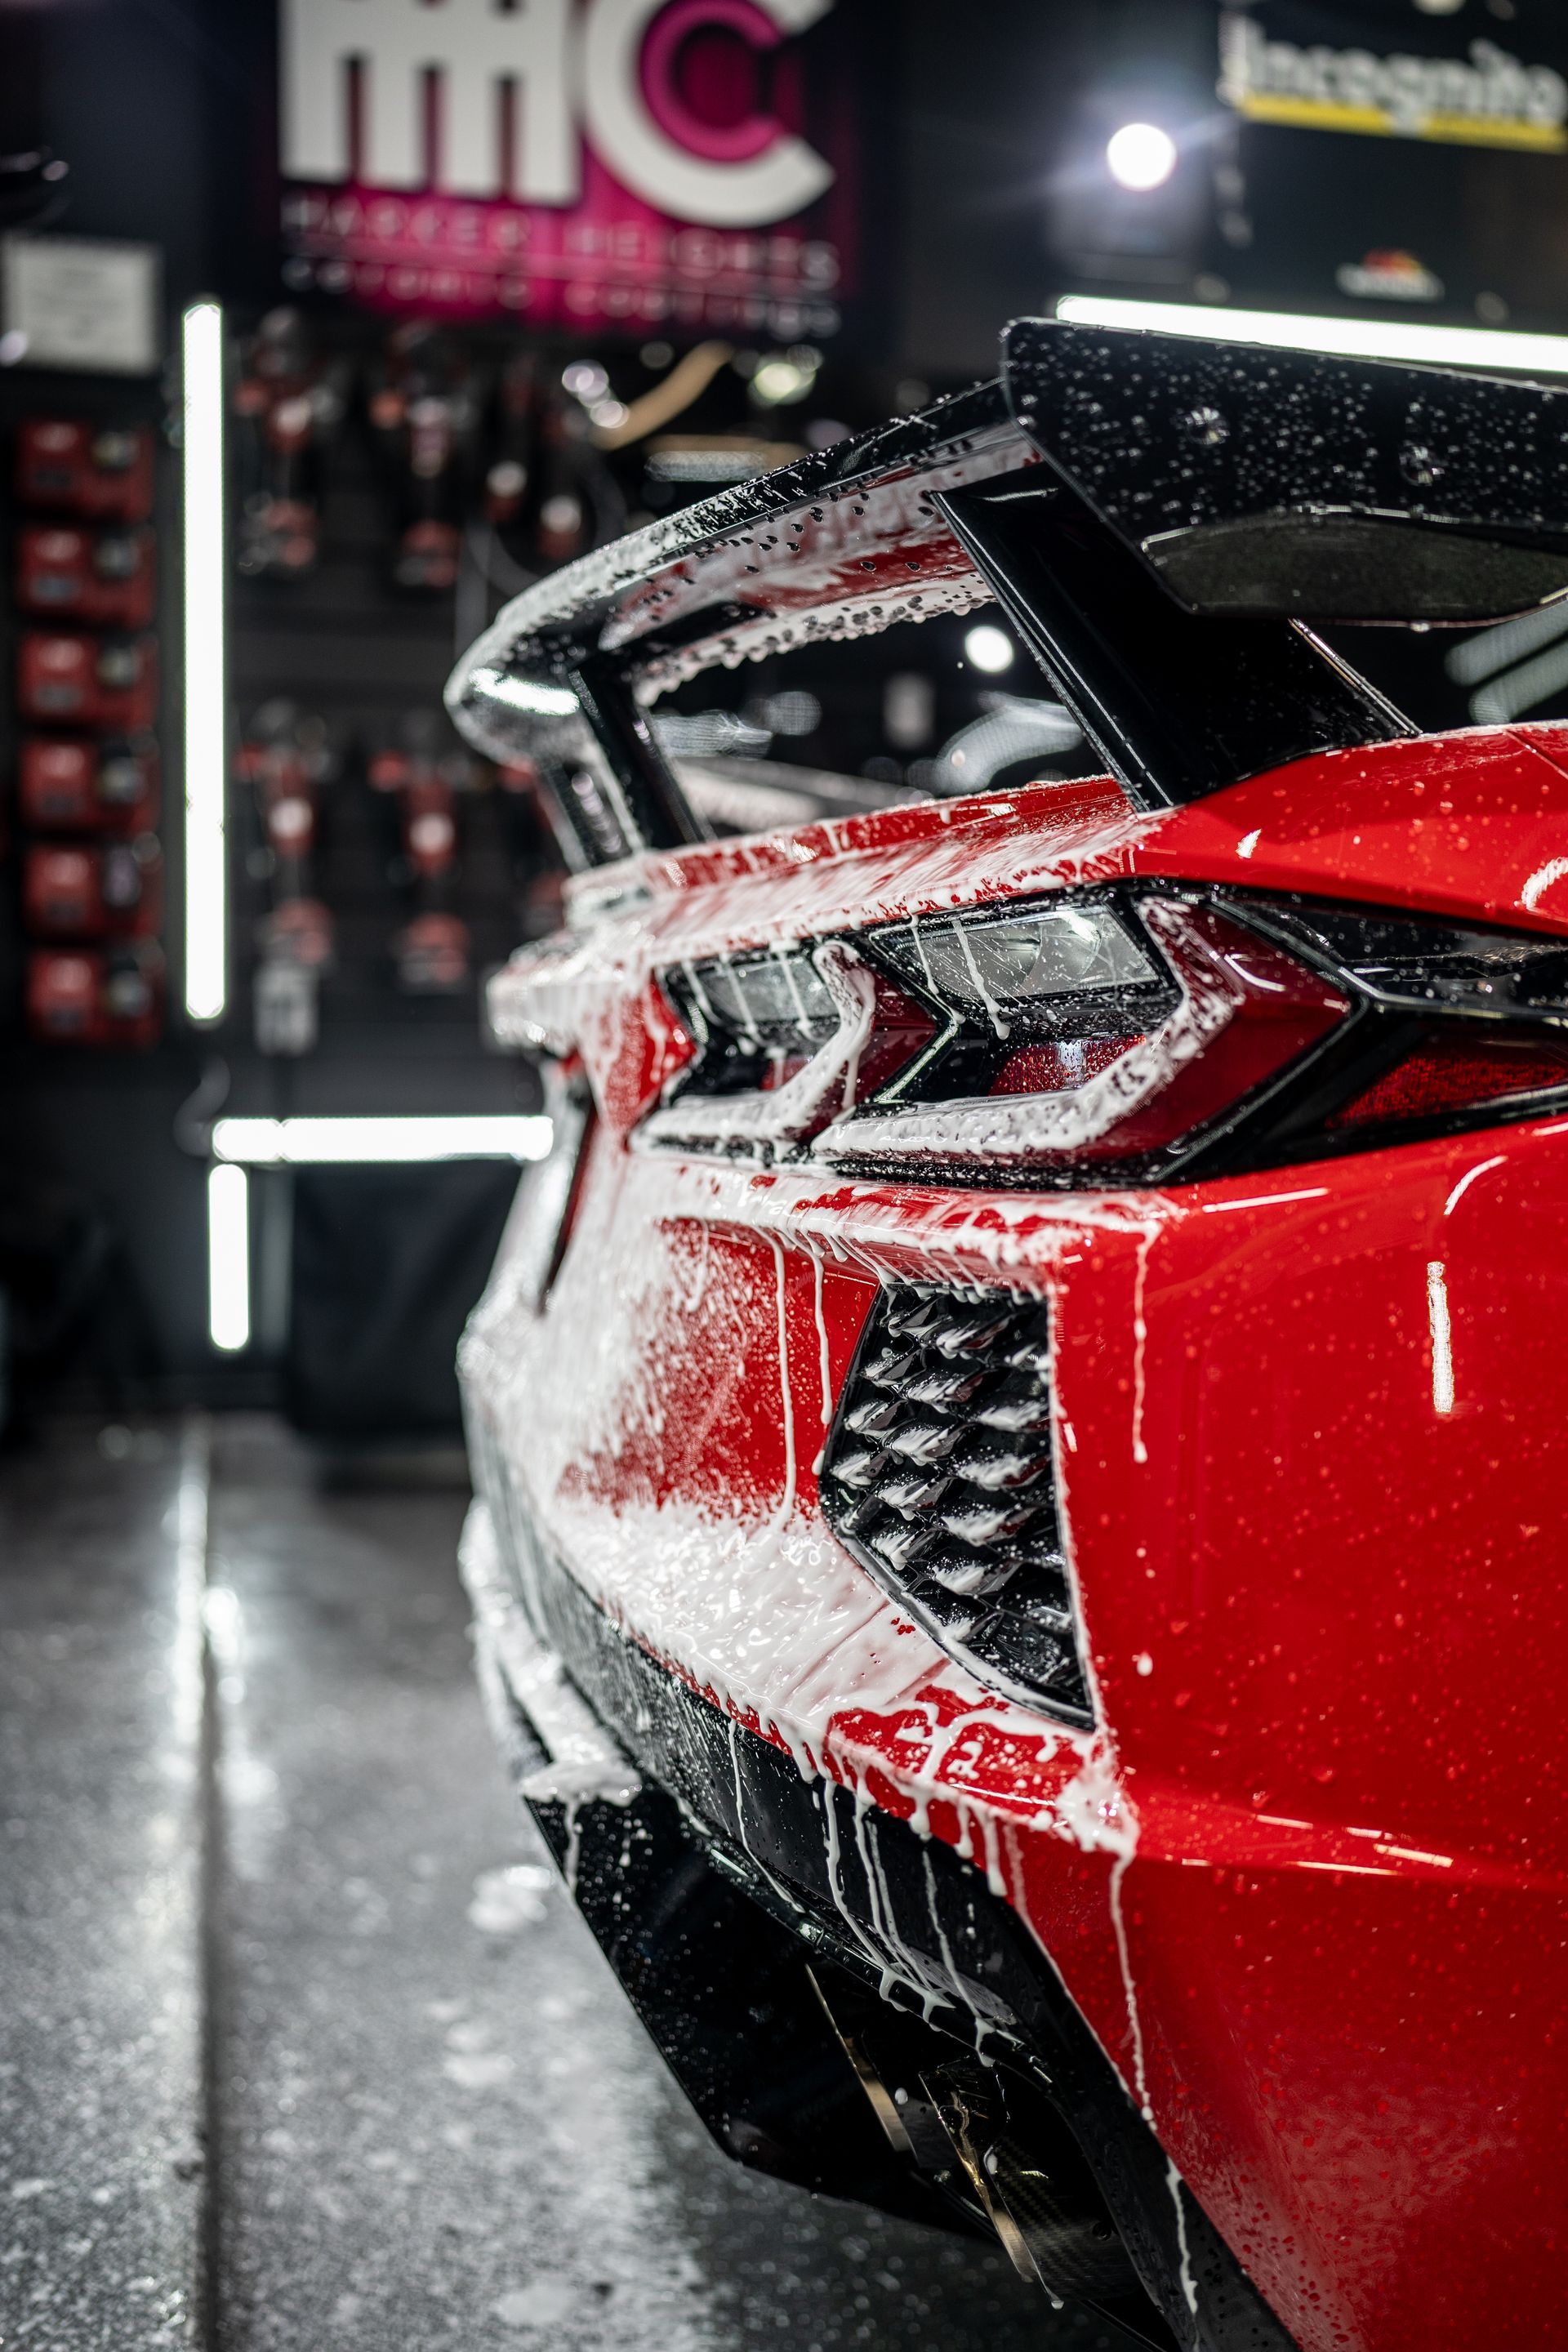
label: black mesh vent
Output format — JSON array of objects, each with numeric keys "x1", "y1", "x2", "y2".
[{"x1": 818, "y1": 1287, "x2": 1090, "y2": 1723}]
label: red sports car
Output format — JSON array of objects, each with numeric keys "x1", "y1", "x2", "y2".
[{"x1": 449, "y1": 320, "x2": 1568, "y2": 2352}]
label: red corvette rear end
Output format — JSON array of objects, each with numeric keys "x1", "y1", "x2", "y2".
[{"x1": 450, "y1": 321, "x2": 1568, "y2": 2352}]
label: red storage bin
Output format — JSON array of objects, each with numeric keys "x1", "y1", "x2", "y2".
[
  {"x1": 16, "y1": 420, "x2": 155, "y2": 521},
  {"x1": 17, "y1": 737, "x2": 158, "y2": 834},
  {"x1": 26, "y1": 943, "x2": 163, "y2": 1047},
  {"x1": 18, "y1": 630, "x2": 158, "y2": 729},
  {"x1": 24, "y1": 837, "x2": 162, "y2": 940},
  {"x1": 16, "y1": 523, "x2": 156, "y2": 629},
  {"x1": 394, "y1": 910, "x2": 470, "y2": 994}
]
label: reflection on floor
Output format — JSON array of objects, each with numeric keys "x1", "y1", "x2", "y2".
[{"x1": 0, "y1": 1415, "x2": 1134, "y2": 2350}]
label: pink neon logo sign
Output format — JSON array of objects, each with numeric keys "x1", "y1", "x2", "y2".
[{"x1": 278, "y1": 0, "x2": 853, "y2": 333}]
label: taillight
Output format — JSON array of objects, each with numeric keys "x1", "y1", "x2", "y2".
[
  {"x1": 1224, "y1": 897, "x2": 1568, "y2": 1165},
  {"x1": 829, "y1": 893, "x2": 1349, "y2": 1179},
  {"x1": 645, "y1": 889, "x2": 1568, "y2": 1184},
  {"x1": 1330, "y1": 1038, "x2": 1568, "y2": 1130},
  {"x1": 645, "y1": 942, "x2": 935, "y2": 1156}
]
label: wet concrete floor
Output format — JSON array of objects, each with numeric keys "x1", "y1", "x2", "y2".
[{"x1": 1, "y1": 1415, "x2": 1143, "y2": 2350}]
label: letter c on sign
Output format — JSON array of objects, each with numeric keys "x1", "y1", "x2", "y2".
[{"x1": 581, "y1": 0, "x2": 835, "y2": 229}]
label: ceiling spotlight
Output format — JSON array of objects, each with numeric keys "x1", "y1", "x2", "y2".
[
  {"x1": 964, "y1": 624, "x2": 1015, "y2": 675},
  {"x1": 1106, "y1": 122, "x2": 1178, "y2": 193}
]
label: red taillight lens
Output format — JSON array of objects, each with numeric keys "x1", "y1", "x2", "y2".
[
  {"x1": 987, "y1": 1035, "x2": 1140, "y2": 1095},
  {"x1": 1067, "y1": 905, "x2": 1349, "y2": 1161},
  {"x1": 1330, "y1": 1036, "x2": 1568, "y2": 1129},
  {"x1": 858, "y1": 974, "x2": 941, "y2": 1097},
  {"x1": 755, "y1": 980, "x2": 937, "y2": 1096}
]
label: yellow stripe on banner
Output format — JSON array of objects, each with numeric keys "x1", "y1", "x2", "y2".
[
  {"x1": 1235, "y1": 93, "x2": 1567, "y2": 152},
  {"x1": 1423, "y1": 113, "x2": 1568, "y2": 152},
  {"x1": 1236, "y1": 96, "x2": 1392, "y2": 136}
]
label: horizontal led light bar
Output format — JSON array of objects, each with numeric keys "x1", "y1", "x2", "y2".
[
  {"x1": 212, "y1": 1115, "x2": 554, "y2": 1165},
  {"x1": 1054, "y1": 294, "x2": 1568, "y2": 377},
  {"x1": 182, "y1": 298, "x2": 229, "y2": 1025}
]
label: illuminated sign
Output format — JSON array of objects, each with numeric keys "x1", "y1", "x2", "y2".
[
  {"x1": 1334, "y1": 247, "x2": 1442, "y2": 304},
  {"x1": 1219, "y1": 11, "x2": 1568, "y2": 152},
  {"x1": 278, "y1": 0, "x2": 849, "y2": 332}
]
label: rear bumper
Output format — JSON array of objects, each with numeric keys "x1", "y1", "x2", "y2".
[
  {"x1": 461, "y1": 1494, "x2": 1293, "y2": 2352},
  {"x1": 461, "y1": 1103, "x2": 1568, "y2": 2352}
]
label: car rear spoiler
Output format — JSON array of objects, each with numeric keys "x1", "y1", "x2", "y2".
[
  {"x1": 448, "y1": 321, "x2": 1568, "y2": 858},
  {"x1": 445, "y1": 375, "x2": 1029, "y2": 863},
  {"x1": 1001, "y1": 318, "x2": 1568, "y2": 626}
]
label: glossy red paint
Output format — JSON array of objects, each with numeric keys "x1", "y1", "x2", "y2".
[{"x1": 467, "y1": 722, "x2": 1568, "y2": 2352}]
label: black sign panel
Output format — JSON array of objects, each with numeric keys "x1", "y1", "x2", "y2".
[
  {"x1": 1222, "y1": 1, "x2": 1568, "y2": 327},
  {"x1": 1042, "y1": 2, "x2": 1568, "y2": 336}
]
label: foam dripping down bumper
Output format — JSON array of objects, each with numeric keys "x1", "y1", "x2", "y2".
[{"x1": 458, "y1": 1503, "x2": 1298, "y2": 2352}]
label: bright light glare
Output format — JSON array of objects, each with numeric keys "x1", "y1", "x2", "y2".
[
  {"x1": 752, "y1": 358, "x2": 815, "y2": 405},
  {"x1": 207, "y1": 1164, "x2": 250, "y2": 1353},
  {"x1": 183, "y1": 300, "x2": 228, "y2": 1024},
  {"x1": 1055, "y1": 293, "x2": 1568, "y2": 377},
  {"x1": 211, "y1": 1116, "x2": 555, "y2": 1165},
  {"x1": 964, "y1": 625, "x2": 1016, "y2": 675},
  {"x1": 474, "y1": 669, "x2": 581, "y2": 719},
  {"x1": 1106, "y1": 122, "x2": 1178, "y2": 192}
]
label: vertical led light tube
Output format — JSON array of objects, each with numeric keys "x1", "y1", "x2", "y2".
[
  {"x1": 182, "y1": 299, "x2": 228, "y2": 1024},
  {"x1": 208, "y1": 1164, "x2": 251, "y2": 1352}
]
